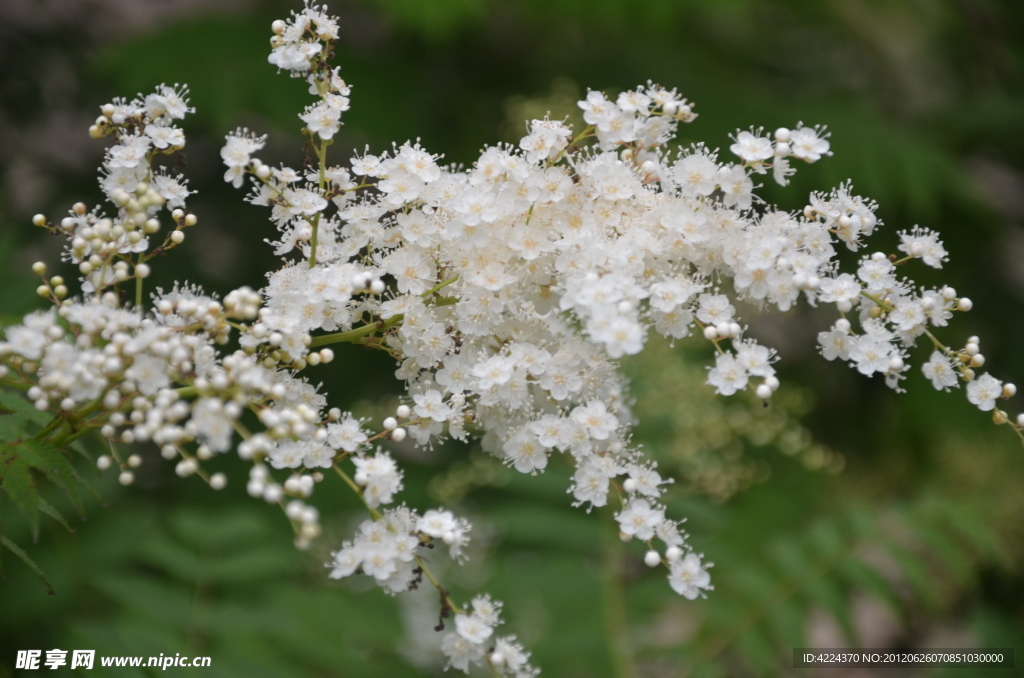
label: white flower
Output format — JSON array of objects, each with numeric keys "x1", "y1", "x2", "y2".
[
  {"x1": 616, "y1": 498, "x2": 665, "y2": 541},
  {"x1": 967, "y1": 373, "x2": 1002, "y2": 412},
  {"x1": 921, "y1": 351, "x2": 959, "y2": 391},
  {"x1": 668, "y1": 553, "x2": 713, "y2": 599},
  {"x1": 707, "y1": 353, "x2": 748, "y2": 396},
  {"x1": 730, "y1": 130, "x2": 773, "y2": 163},
  {"x1": 412, "y1": 389, "x2": 452, "y2": 422},
  {"x1": 570, "y1": 401, "x2": 618, "y2": 441},
  {"x1": 789, "y1": 125, "x2": 831, "y2": 162},
  {"x1": 454, "y1": 613, "x2": 494, "y2": 644}
]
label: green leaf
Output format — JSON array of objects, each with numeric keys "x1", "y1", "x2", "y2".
[
  {"x1": 1, "y1": 455, "x2": 39, "y2": 540},
  {"x1": 836, "y1": 558, "x2": 904, "y2": 619},
  {"x1": 0, "y1": 390, "x2": 49, "y2": 424},
  {"x1": 0, "y1": 412, "x2": 31, "y2": 443},
  {"x1": 20, "y1": 439, "x2": 84, "y2": 518},
  {"x1": 0, "y1": 534, "x2": 54, "y2": 594},
  {"x1": 37, "y1": 496, "x2": 73, "y2": 532}
]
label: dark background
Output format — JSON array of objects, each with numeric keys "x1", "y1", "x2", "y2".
[{"x1": 1, "y1": 0, "x2": 1023, "y2": 676}]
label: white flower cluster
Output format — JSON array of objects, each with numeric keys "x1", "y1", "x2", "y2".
[{"x1": 4, "y1": 1, "x2": 1023, "y2": 675}]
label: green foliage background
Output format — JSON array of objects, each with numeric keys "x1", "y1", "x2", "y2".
[{"x1": 1, "y1": 0, "x2": 1023, "y2": 675}]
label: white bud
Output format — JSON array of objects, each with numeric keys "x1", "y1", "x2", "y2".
[
  {"x1": 765, "y1": 375, "x2": 780, "y2": 391},
  {"x1": 644, "y1": 550, "x2": 661, "y2": 567},
  {"x1": 127, "y1": 454, "x2": 142, "y2": 468},
  {"x1": 837, "y1": 299, "x2": 853, "y2": 313},
  {"x1": 756, "y1": 384, "x2": 772, "y2": 400},
  {"x1": 118, "y1": 471, "x2": 134, "y2": 486},
  {"x1": 396, "y1": 405, "x2": 411, "y2": 419},
  {"x1": 965, "y1": 343, "x2": 980, "y2": 356},
  {"x1": 774, "y1": 127, "x2": 790, "y2": 142},
  {"x1": 60, "y1": 398, "x2": 75, "y2": 411},
  {"x1": 391, "y1": 427, "x2": 407, "y2": 442},
  {"x1": 641, "y1": 160, "x2": 657, "y2": 176},
  {"x1": 370, "y1": 279, "x2": 385, "y2": 294},
  {"x1": 703, "y1": 325, "x2": 718, "y2": 340},
  {"x1": 1017, "y1": 414, "x2": 1024, "y2": 427},
  {"x1": 1003, "y1": 383, "x2": 1016, "y2": 398},
  {"x1": 957, "y1": 297, "x2": 973, "y2": 312},
  {"x1": 32, "y1": 214, "x2": 47, "y2": 227},
  {"x1": 665, "y1": 546, "x2": 683, "y2": 562},
  {"x1": 97, "y1": 455, "x2": 111, "y2": 471},
  {"x1": 210, "y1": 473, "x2": 227, "y2": 490},
  {"x1": 835, "y1": 318, "x2": 851, "y2": 333},
  {"x1": 921, "y1": 297, "x2": 935, "y2": 311},
  {"x1": 170, "y1": 230, "x2": 185, "y2": 244},
  {"x1": 970, "y1": 354, "x2": 985, "y2": 368},
  {"x1": 442, "y1": 531, "x2": 457, "y2": 545},
  {"x1": 942, "y1": 286, "x2": 957, "y2": 301},
  {"x1": 383, "y1": 417, "x2": 398, "y2": 430},
  {"x1": 889, "y1": 357, "x2": 904, "y2": 372},
  {"x1": 622, "y1": 478, "x2": 638, "y2": 493},
  {"x1": 319, "y1": 348, "x2": 334, "y2": 363},
  {"x1": 135, "y1": 263, "x2": 151, "y2": 279},
  {"x1": 263, "y1": 484, "x2": 283, "y2": 503}
]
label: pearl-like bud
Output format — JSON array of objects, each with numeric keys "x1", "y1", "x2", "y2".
[
  {"x1": 210, "y1": 473, "x2": 227, "y2": 490},
  {"x1": 644, "y1": 550, "x2": 661, "y2": 567},
  {"x1": 756, "y1": 384, "x2": 772, "y2": 400}
]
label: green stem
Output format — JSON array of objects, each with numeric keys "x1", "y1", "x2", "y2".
[
  {"x1": 308, "y1": 276, "x2": 460, "y2": 349},
  {"x1": 135, "y1": 256, "x2": 144, "y2": 309},
  {"x1": 602, "y1": 511, "x2": 638, "y2": 678}
]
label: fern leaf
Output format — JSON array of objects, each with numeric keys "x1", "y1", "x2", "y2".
[
  {"x1": 1, "y1": 455, "x2": 39, "y2": 541},
  {"x1": 37, "y1": 497, "x2": 74, "y2": 532},
  {"x1": 0, "y1": 534, "x2": 54, "y2": 594},
  {"x1": 20, "y1": 439, "x2": 84, "y2": 518}
]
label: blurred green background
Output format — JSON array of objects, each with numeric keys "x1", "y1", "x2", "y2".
[{"x1": 1, "y1": 0, "x2": 1023, "y2": 675}]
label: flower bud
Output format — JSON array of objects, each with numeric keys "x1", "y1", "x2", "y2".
[{"x1": 644, "y1": 550, "x2": 661, "y2": 567}]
